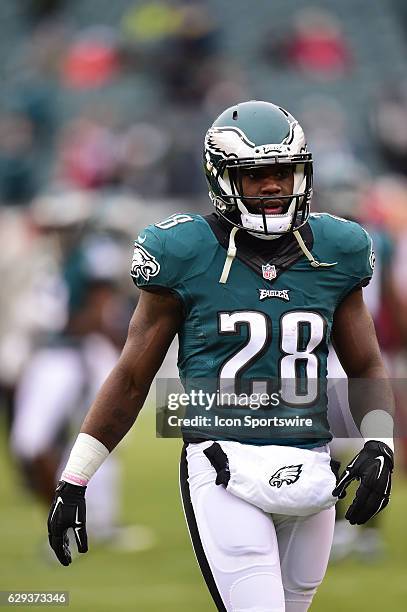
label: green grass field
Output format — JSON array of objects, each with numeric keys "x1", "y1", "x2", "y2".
[{"x1": 1, "y1": 408, "x2": 406, "y2": 611}]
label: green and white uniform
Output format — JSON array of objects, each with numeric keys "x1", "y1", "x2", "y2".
[{"x1": 131, "y1": 212, "x2": 374, "y2": 448}]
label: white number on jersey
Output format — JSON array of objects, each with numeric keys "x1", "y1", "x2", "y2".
[
  {"x1": 279, "y1": 311, "x2": 325, "y2": 404},
  {"x1": 218, "y1": 311, "x2": 270, "y2": 402},
  {"x1": 155, "y1": 214, "x2": 194, "y2": 230},
  {"x1": 218, "y1": 310, "x2": 325, "y2": 406}
]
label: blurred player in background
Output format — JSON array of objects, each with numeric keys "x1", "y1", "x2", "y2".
[{"x1": 8, "y1": 191, "x2": 153, "y2": 550}]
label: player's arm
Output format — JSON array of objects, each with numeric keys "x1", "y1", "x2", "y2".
[
  {"x1": 330, "y1": 288, "x2": 394, "y2": 524},
  {"x1": 80, "y1": 289, "x2": 183, "y2": 451},
  {"x1": 331, "y1": 287, "x2": 394, "y2": 425},
  {"x1": 48, "y1": 289, "x2": 183, "y2": 565}
]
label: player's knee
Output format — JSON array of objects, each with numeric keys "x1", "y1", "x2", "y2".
[
  {"x1": 211, "y1": 525, "x2": 279, "y2": 575},
  {"x1": 230, "y1": 573, "x2": 285, "y2": 612},
  {"x1": 219, "y1": 537, "x2": 272, "y2": 557},
  {"x1": 283, "y1": 581, "x2": 318, "y2": 609},
  {"x1": 283, "y1": 558, "x2": 325, "y2": 600}
]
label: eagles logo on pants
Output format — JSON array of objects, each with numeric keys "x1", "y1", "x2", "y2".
[
  {"x1": 202, "y1": 440, "x2": 338, "y2": 516},
  {"x1": 269, "y1": 465, "x2": 302, "y2": 488}
]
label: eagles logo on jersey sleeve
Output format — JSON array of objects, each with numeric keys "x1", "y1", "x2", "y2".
[
  {"x1": 131, "y1": 241, "x2": 160, "y2": 282},
  {"x1": 130, "y1": 214, "x2": 203, "y2": 303},
  {"x1": 131, "y1": 230, "x2": 165, "y2": 288}
]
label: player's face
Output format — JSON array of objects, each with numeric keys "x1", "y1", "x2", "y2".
[{"x1": 238, "y1": 165, "x2": 294, "y2": 214}]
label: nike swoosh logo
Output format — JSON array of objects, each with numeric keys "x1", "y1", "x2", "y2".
[
  {"x1": 74, "y1": 507, "x2": 82, "y2": 546},
  {"x1": 336, "y1": 469, "x2": 350, "y2": 488},
  {"x1": 335, "y1": 452, "x2": 360, "y2": 493},
  {"x1": 50, "y1": 496, "x2": 63, "y2": 523},
  {"x1": 137, "y1": 235, "x2": 146, "y2": 244},
  {"x1": 376, "y1": 456, "x2": 385, "y2": 478}
]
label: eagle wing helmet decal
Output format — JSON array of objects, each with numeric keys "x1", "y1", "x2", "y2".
[
  {"x1": 131, "y1": 243, "x2": 160, "y2": 282},
  {"x1": 269, "y1": 464, "x2": 303, "y2": 488},
  {"x1": 205, "y1": 127, "x2": 256, "y2": 159}
]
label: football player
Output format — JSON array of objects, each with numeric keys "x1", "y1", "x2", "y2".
[{"x1": 48, "y1": 101, "x2": 394, "y2": 611}]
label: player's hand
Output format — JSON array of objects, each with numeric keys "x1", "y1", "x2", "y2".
[
  {"x1": 332, "y1": 440, "x2": 394, "y2": 525},
  {"x1": 47, "y1": 481, "x2": 88, "y2": 566}
]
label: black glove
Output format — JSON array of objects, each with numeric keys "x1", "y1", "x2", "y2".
[
  {"x1": 204, "y1": 443, "x2": 231, "y2": 486},
  {"x1": 332, "y1": 440, "x2": 394, "y2": 525},
  {"x1": 47, "y1": 480, "x2": 88, "y2": 566}
]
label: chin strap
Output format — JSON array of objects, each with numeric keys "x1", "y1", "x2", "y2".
[
  {"x1": 219, "y1": 226, "x2": 239, "y2": 284},
  {"x1": 293, "y1": 230, "x2": 337, "y2": 268}
]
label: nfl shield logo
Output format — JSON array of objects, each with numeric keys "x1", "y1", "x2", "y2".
[{"x1": 262, "y1": 264, "x2": 277, "y2": 280}]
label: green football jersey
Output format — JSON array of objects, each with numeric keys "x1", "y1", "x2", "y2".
[{"x1": 131, "y1": 212, "x2": 374, "y2": 448}]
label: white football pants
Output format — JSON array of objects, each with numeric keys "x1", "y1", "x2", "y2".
[{"x1": 180, "y1": 442, "x2": 335, "y2": 612}]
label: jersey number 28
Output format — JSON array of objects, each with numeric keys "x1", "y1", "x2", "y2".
[{"x1": 218, "y1": 310, "x2": 325, "y2": 405}]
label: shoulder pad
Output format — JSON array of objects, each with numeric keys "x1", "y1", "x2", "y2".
[
  {"x1": 130, "y1": 213, "x2": 209, "y2": 294},
  {"x1": 310, "y1": 213, "x2": 374, "y2": 286}
]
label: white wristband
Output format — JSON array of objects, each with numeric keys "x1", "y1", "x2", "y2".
[
  {"x1": 61, "y1": 433, "x2": 110, "y2": 486},
  {"x1": 360, "y1": 410, "x2": 394, "y2": 453}
]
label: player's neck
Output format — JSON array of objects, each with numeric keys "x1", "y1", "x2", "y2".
[{"x1": 214, "y1": 213, "x2": 295, "y2": 252}]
